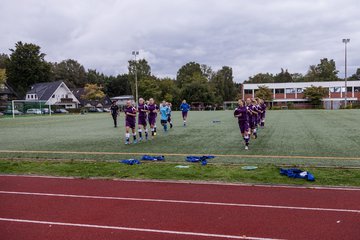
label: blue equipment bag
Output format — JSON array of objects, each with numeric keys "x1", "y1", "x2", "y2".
[
  {"x1": 141, "y1": 155, "x2": 165, "y2": 161},
  {"x1": 185, "y1": 155, "x2": 215, "y2": 165},
  {"x1": 120, "y1": 159, "x2": 141, "y2": 165},
  {"x1": 280, "y1": 168, "x2": 315, "y2": 181}
]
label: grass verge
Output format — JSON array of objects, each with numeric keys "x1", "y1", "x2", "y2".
[{"x1": 1, "y1": 160, "x2": 360, "y2": 187}]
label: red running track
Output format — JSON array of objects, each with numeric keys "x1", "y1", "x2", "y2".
[{"x1": 0, "y1": 175, "x2": 359, "y2": 240}]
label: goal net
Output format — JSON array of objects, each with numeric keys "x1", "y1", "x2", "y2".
[{"x1": 10, "y1": 100, "x2": 51, "y2": 118}]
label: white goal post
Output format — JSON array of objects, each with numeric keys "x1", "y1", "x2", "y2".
[{"x1": 11, "y1": 100, "x2": 51, "y2": 119}]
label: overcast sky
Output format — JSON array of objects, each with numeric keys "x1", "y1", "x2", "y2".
[{"x1": 1, "y1": 0, "x2": 359, "y2": 82}]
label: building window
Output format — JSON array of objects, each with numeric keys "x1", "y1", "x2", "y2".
[
  {"x1": 330, "y1": 87, "x2": 341, "y2": 93},
  {"x1": 354, "y1": 87, "x2": 360, "y2": 92},
  {"x1": 275, "y1": 89, "x2": 285, "y2": 94},
  {"x1": 297, "y1": 88, "x2": 303, "y2": 93},
  {"x1": 285, "y1": 88, "x2": 296, "y2": 94},
  {"x1": 244, "y1": 89, "x2": 252, "y2": 94},
  {"x1": 52, "y1": 94, "x2": 55, "y2": 98},
  {"x1": 31, "y1": 95, "x2": 33, "y2": 99}
]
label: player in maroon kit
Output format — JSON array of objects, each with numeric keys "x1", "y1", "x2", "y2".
[{"x1": 124, "y1": 100, "x2": 137, "y2": 144}]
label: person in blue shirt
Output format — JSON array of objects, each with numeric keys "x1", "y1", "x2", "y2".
[
  {"x1": 160, "y1": 101, "x2": 170, "y2": 132},
  {"x1": 180, "y1": 99, "x2": 190, "y2": 126}
]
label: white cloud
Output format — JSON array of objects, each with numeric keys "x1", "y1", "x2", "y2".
[{"x1": 1, "y1": 0, "x2": 359, "y2": 82}]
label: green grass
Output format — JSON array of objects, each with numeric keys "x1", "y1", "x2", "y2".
[
  {"x1": 1, "y1": 110, "x2": 360, "y2": 166},
  {"x1": 1, "y1": 110, "x2": 360, "y2": 186},
  {"x1": 1, "y1": 160, "x2": 360, "y2": 187}
]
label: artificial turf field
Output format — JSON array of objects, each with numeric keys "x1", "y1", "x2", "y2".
[{"x1": 0, "y1": 109, "x2": 360, "y2": 167}]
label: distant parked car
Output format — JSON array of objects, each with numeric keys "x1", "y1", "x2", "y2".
[
  {"x1": 88, "y1": 108, "x2": 103, "y2": 113},
  {"x1": 3, "y1": 109, "x2": 23, "y2": 115},
  {"x1": 42, "y1": 108, "x2": 54, "y2": 114},
  {"x1": 0, "y1": 112, "x2": 4, "y2": 116},
  {"x1": 54, "y1": 109, "x2": 69, "y2": 114},
  {"x1": 102, "y1": 108, "x2": 110, "y2": 113},
  {"x1": 26, "y1": 109, "x2": 42, "y2": 114}
]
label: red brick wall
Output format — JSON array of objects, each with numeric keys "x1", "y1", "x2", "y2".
[
  {"x1": 274, "y1": 93, "x2": 285, "y2": 99},
  {"x1": 286, "y1": 93, "x2": 295, "y2": 99}
]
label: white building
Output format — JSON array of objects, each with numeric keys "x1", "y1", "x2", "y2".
[
  {"x1": 25, "y1": 81, "x2": 80, "y2": 108},
  {"x1": 243, "y1": 81, "x2": 360, "y2": 109}
]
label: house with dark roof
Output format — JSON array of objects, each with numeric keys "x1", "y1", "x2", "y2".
[
  {"x1": 25, "y1": 81, "x2": 80, "y2": 109},
  {"x1": 0, "y1": 82, "x2": 19, "y2": 112},
  {"x1": 72, "y1": 88, "x2": 112, "y2": 109}
]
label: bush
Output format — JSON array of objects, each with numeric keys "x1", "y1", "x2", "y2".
[
  {"x1": 287, "y1": 102, "x2": 294, "y2": 109},
  {"x1": 67, "y1": 108, "x2": 81, "y2": 114}
]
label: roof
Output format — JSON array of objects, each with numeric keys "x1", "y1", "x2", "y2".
[
  {"x1": 0, "y1": 82, "x2": 20, "y2": 98},
  {"x1": 27, "y1": 81, "x2": 63, "y2": 100},
  {"x1": 72, "y1": 88, "x2": 112, "y2": 107},
  {"x1": 111, "y1": 95, "x2": 134, "y2": 100}
]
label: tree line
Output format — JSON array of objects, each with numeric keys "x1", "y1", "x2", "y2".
[{"x1": 0, "y1": 41, "x2": 239, "y2": 106}]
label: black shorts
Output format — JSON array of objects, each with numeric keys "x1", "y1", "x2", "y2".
[{"x1": 161, "y1": 120, "x2": 167, "y2": 124}]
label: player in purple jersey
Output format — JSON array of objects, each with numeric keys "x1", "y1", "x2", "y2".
[
  {"x1": 259, "y1": 99, "x2": 267, "y2": 127},
  {"x1": 147, "y1": 98, "x2": 159, "y2": 137},
  {"x1": 234, "y1": 99, "x2": 250, "y2": 150},
  {"x1": 124, "y1": 100, "x2": 137, "y2": 144},
  {"x1": 137, "y1": 98, "x2": 149, "y2": 141},
  {"x1": 246, "y1": 98, "x2": 258, "y2": 139},
  {"x1": 251, "y1": 98, "x2": 260, "y2": 138},
  {"x1": 255, "y1": 98, "x2": 262, "y2": 128}
]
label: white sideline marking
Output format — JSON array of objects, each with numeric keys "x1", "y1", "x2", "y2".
[
  {"x1": 1, "y1": 174, "x2": 360, "y2": 191},
  {"x1": 0, "y1": 217, "x2": 281, "y2": 240},
  {"x1": 1, "y1": 190, "x2": 359, "y2": 214}
]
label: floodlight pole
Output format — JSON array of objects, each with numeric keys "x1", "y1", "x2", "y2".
[
  {"x1": 342, "y1": 38, "x2": 350, "y2": 108},
  {"x1": 132, "y1": 50, "x2": 139, "y2": 107}
]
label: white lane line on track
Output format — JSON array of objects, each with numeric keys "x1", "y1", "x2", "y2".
[
  {"x1": 1, "y1": 190, "x2": 359, "y2": 214},
  {"x1": 1, "y1": 174, "x2": 360, "y2": 191},
  {"x1": 0, "y1": 217, "x2": 283, "y2": 240}
]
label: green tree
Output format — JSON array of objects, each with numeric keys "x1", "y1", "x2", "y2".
[
  {"x1": 105, "y1": 74, "x2": 131, "y2": 97},
  {"x1": 200, "y1": 64, "x2": 214, "y2": 81},
  {"x1": 274, "y1": 68, "x2": 293, "y2": 83},
  {"x1": 81, "y1": 84, "x2": 105, "y2": 101},
  {"x1": 138, "y1": 76, "x2": 161, "y2": 101},
  {"x1": 0, "y1": 53, "x2": 9, "y2": 69},
  {"x1": 158, "y1": 78, "x2": 180, "y2": 103},
  {"x1": 128, "y1": 59, "x2": 152, "y2": 97},
  {"x1": 51, "y1": 59, "x2": 87, "y2": 88},
  {"x1": 181, "y1": 72, "x2": 215, "y2": 104},
  {"x1": 305, "y1": 58, "x2": 339, "y2": 82},
  {"x1": 303, "y1": 85, "x2": 328, "y2": 106},
  {"x1": 291, "y1": 73, "x2": 305, "y2": 82},
  {"x1": 0, "y1": 69, "x2": 6, "y2": 85},
  {"x1": 176, "y1": 62, "x2": 203, "y2": 88},
  {"x1": 87, "y1": 69, "x2": 106, "y2": 85},
  {"x1": 210, "y1": 66, "x2": 237, "y2": 103},
  {"x1": 244, "y1": 73, "x2": 275, "y2": 83},
  {"x1": 5, "y1": 41, "x2": 51, "y2": 97},
  {"x1": 255, "y1": 85, "x2": 273, "y2": 101},
  {"x1": 349, "y1": 68, "x2": 360, "y2": 80}
]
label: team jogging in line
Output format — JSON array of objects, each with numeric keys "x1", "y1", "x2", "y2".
[
  {"x1": 111, "y1": 99, "x2": 188, "y2": 145},
  {"x1": 111, "y1": 97, "x2": 266, "y2": 150},
  {"x1": 234, "y1": 97, "x2": 266, "y2": 150}
]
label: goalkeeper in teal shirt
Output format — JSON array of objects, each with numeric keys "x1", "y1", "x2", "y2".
[{"x1": 160, "y1": 101, "x2": 170, "y2": 132}]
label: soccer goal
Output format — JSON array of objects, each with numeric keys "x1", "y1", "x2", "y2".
[{"x1": 11, "y1": 100, "x2": 51, "y2": 118}]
